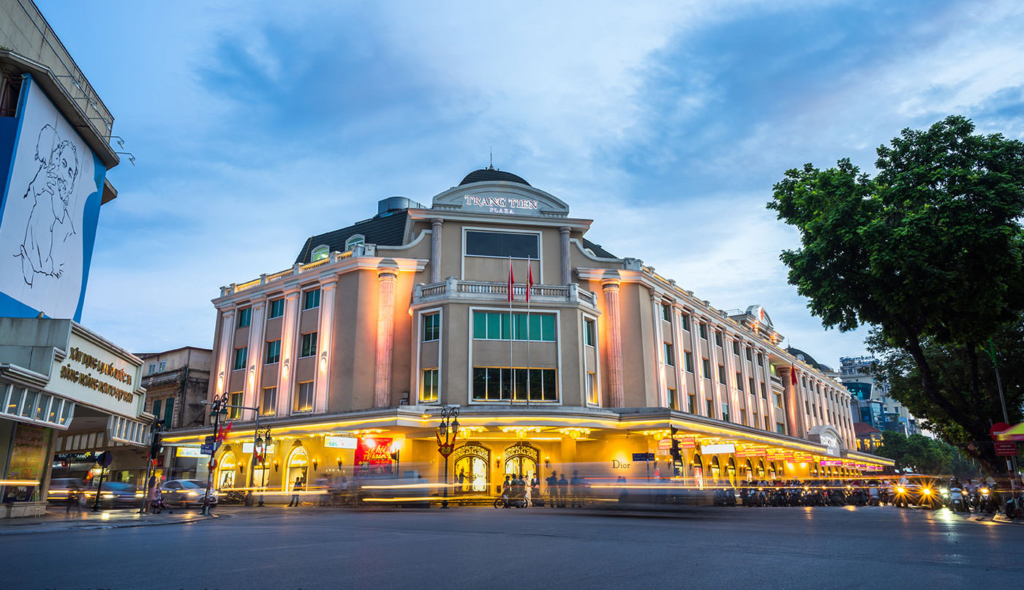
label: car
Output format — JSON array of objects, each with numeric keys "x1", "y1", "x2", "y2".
[
  {"x1": 81, "y1": 482, "x2": 139, "y2": 508},
  {"x1": 47, "y1": 478, "x2": 88, "y2": 504},
  {"x1": 161, "y1": 480, "x2": 218, "y2": 507},
  {"x1": 893, "y1": 475, "x2": 941, "y2": 509}
]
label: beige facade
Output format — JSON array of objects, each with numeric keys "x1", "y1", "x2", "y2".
[{"x1": 166, "y1": 169, "x2": 890, "y2": 497}]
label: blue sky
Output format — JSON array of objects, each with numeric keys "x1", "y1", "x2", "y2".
[{"x1": 36, "y1": 0, "x2": 1024, "y2": 367}]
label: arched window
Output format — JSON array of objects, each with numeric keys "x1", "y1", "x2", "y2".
[
  {"x1": 710, "y1": 456, "x2": 721, "y2": 481},
  {"x1": 217, "y1": 450, "x2": 238, "y2": 490},
  {"x1": 345, "y1": 234, "x2": 365, "y2": 251},
  {"x1": 768, "y1": 461, "x2": 776, "y2": 480},
  {"x1": 285, "y1": 445, "x2": 309, "y2": 492},
  {"x1": 311, "y1": 244, "x2": 330, "y2": 262}
]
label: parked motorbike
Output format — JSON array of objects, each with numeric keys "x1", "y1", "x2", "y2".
[
  {"x1": 948, "y1": 486, "x2": 967, "y2": 512},
  {"x1": 1004, "y1": 491, "x2": 1023, "y2": 519}
]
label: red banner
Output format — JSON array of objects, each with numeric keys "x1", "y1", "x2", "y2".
[
  {"x1": 995, "y1": 441, "x2": 1017, "y2": 456},
  {"x1": 355, "y1": 437, "x2": 394, "y2": 475}
]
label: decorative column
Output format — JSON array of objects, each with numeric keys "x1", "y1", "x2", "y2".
[
  {"x1": 374, "y1": 260, "x2": 399, "y2": 408},
  {"x1": 672, "y1": 306, "x2": 686, "y2": 411},
  {"x1": 314, "y1": 278, "x2": 337, "y2": 414},
  {"x1": 780, "y1": 367, "x2": 805, "y2": 438},
  {"x1": 689, "y1": 316, "x2": 705, "y2": 415},
  {"x1": 430, "y1": 218, "x2": 443, "y2": 283},
  {"x1": 559, "y1": 226, "x2": 571, "y2": 285},
  {"x1": 722, "y1": 335, "x2": 738, "y2": 424},
  {"x1": 602, "y1": 277, "x2": 625, "y2": 408},
  {"x1": 650, "y1": 292, "x2": 667, "y2": 407},
  {"x1": 762, "y1": 350, "x2": 776, "y2": 430},
  {"x1": 214, "y1": 309, "x2": 235, "y2": 398},
  {"x1": 276, "y1": 289, "x2": 301, "y2": 417},
  {"x1": 707, "y1": 326, "x2": 722, "y2": 420},
  {"x1": 242, "y1": 298, "x2": 266, "y2": 418}
]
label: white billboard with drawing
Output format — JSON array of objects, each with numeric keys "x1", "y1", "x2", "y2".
[{"x1": 0, "y1": 75, "x2": 106, "y2": 321}]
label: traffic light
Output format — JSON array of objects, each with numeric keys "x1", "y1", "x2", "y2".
[
  {"x1": 150, "y1": 432, "x2": 163, "y2": 458},
  {"x1": 669, "y1": 425, "x2": 682, "y2": 462}
]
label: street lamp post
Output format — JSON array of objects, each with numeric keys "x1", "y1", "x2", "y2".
[
  {"x1": 200, "y1": 393, "x2": 229, "y2": 516},
  {"x1": 436, "y1": 406, "x2": 460, "y2": 509},
  {"x1": 253, "y1": 426, "x2": 272, "y2": 507}
]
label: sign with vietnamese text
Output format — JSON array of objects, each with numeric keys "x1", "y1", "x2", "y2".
[
  {"x1": 700, "y1": 444, "x2": 736, "y2": 455},
  {"x1": 325, "y1": 435, "x2": 358, "y2": 450},
  {"x1": 995, "y1": 441, "x2": 1017, "y2": 456},
  {"x1": 355, "y1": 437, "x2": 394, "y2": 475}
]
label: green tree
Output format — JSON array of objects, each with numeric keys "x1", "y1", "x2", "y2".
[
  {"x1": 767, "y1": 116, "x2": 1024, "y2": 473},
  {"x1": 874, "y1": 430, "x2": 981, "y2": 478}
]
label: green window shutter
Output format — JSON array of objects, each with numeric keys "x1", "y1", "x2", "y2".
[
  {"x1": 152, "y1": 399, "x2": 162, "y2": 421},
  {"x1": 473, "y1": 312, "x2": 487, "y2": 339},
  {"x1": 163, "y1": 400, "x2": 174, "y2": 426},
  {"x1": 541, "y1": 315, "x2": 555, "y2": 341}
]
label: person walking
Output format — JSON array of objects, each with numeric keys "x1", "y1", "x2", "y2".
[
  {"x1": 66, "y1": 483, "x2": 82, "y2": 515},
  {"x1": 557, "y1": 472, "x2": 569, "y2": 508},
  {"x1": 530, "y1": 474, "x2": 541, "y2": 507},
  {"x1": 570, "y1": 470, "x2": 582, "y2": 508},
  {"x1": 288, "y1": 476, "x2": 303, "y2": 507},
  {"x1": 546, "y1": 472, "x2": 558, "y2": 508}
]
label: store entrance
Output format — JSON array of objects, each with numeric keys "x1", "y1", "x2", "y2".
[
  {"x1": 452, "y1": 443, "x2": 489, "y2": 494},
  {"x1": 502, "y1": 443, "x2": 540, "y2": 484}
]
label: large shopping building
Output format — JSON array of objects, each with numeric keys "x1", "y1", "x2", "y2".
[
  {"x1": 166, "y1": 167, "x2": 892, "y2": 497},
  {"x1": 0, "y1": 0, "x2": 150, "y2": 517}
]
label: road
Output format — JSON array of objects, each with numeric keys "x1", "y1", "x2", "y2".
[{"x1": 5, "y1": 505, "x2": 1021, "y2": 589}]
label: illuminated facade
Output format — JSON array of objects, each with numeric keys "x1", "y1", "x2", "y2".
[{"x1": 167, "y1": 168, "x2": 891, "y2": 498}]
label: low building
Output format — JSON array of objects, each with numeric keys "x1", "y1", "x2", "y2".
[{"x1": 166, "y1": 168, "x2": 891, "y2": 500}]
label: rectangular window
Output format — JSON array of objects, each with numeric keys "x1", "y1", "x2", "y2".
[
  {"x1": 668, "y1": 388, "x2": 678, "y2": 411},
  {"x1": 471, "y1": 367, "x2": 557, "y2": 402},
  {"x1": 238, "y1": 308, "x2": 252, "y2": 328},
  {"x1": 471, "y1": 312, "x2": 555, "y2": 342},
  {"x1": 688, "y1": 392, "x2": 696, "y2": 413},
  {"x1": 746, "y1": 348, "x2": 753, "y2": 362},
  {"x1": 233, "y1": 347, "x2": 247, "y2": 371},
  {"x1": 158, "y1": 361, "x2": 166, "y2": 372},
  {"x1": 718, "y1": 365, "x2": 726, "y2": 384},
  {"x1": 663, "y1": 343, "x2": 674, "y2": 367},
  {"x1": 775, "y1": 393, "x2": 783, "y2": 409},
  {"x1": 749, "y1": 378, "x2": 756, "y2": 395},
  {"x1": 684, "y1": 351, "x2": 694, "y2": 373},
  {"x1": 423, "y1": 313, "x2": 440, "y2": 342},
  {"x1": 265, "y1": 340, "x2": 281, "y2": 364},
  {"x1": 715, "y1": 331, "x2": 723, "y2": 347},
  {"x1": 269, "y1": 298, "x2": 285, "y2": 319},
  {"x1": 261, "y1": 387, "x2": 277, "y2": 416},
  {"x1": 736, "y1": 372, "x2": 743, "y2": 391},
  {"x1": 163, "y1": 398, "x2": 174, "y2": 427},
  {"x1": 699, "y1": 323, "x2": 707, "y2": 340},
  {"x1": 681, "y1": 315, "x2": 690, "y2": 332},
  {"x1": 760, "y1": 383, "x2": 767, "y2": 400},
  {"x1": 732, "y1": 341, "x2": 740, "y2": 356},
  {"x1": 661, "y1": 303, "x2": 671, "y2": 322},
  {"x1": 303, "y1": 288, "x2": 321, "y2": 310},
  {"x1": 706, "y1": 399, "x2": 714, "y2": 418},
  {"x1": 147, "y1": 363, "x2": 157, "y2": 375},
  {"x1": 300, "y1": 333, "x2": 318, "y2": 358},
  {"x1": 420, "y1": 368, "x2": 439, "y2": 403},
  {"x1": 229, "y1": 392, "x2": 242, "y2": 420},
  {"x1": 294, "y1": 381, "x2": 314, "y2": 413},
  {"x1": 776, "y1": 423, "x2": 785, "y2": 435},
  {"x1": 152, "y1": 399, "x2": 162, "y2": 422},
  {"x1": 702, "y1": 359, "x2": 711, "y2": 379},
  {"x1": 465, "y1": 230, "x2": 539, "y2": 259},
  {"x1": 586, "y1": 372, "x2": 597, "y2": 405},
  {"x1": 584, "y1": 319, "x2": 596, "y2": 347},
  {"x1": 740, "y1": 409, "x2": 747, "y2": 427},
  {"x1": 722, "y1": 402, "x2": 730, "y2": 423}
]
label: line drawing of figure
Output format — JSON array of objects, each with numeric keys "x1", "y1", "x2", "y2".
[{"x1": 14, "y1": 123, "x2": 79, "y2": 286}]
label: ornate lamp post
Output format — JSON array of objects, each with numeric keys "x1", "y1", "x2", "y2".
[
  {"x1": 253, "y1": 426, "x2": 272, "y2": 507},
  {"x1": 200, "y1": 393, "x2": 229, "y2": 516},
  {"x1": 436, "y1": 406, "x2": 460, "y2": 509}
]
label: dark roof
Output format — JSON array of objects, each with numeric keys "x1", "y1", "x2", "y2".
[
  {"x1": 854, "y1": 422, "x2": 883, "y2": 436},
  {"x1": 581, "y1": 238, "x2": 617, "y2": 259},
  {"x1": 295, "y1": 211, "x2": 409, "y2": 264},
  {"x1": 459, "y1": 167, "x2": 531, "y2": 187},
  {"x1": 786, "y1": 347, "x2": 822, "y2": 370}
]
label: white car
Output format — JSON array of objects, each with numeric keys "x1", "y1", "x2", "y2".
[{"x1": 161, "y1": 480, "x2": 218, "y2": 507}]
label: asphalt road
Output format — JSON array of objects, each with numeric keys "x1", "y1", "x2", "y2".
[{"x1": 5, "y1": 505, "x2": 1021, "y2": 590}]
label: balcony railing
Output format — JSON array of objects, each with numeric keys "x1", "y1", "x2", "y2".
[{"x1": 414, "y1": 278, "x2": 598, "y2": 308}]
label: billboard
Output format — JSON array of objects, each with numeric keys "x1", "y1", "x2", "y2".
[{"x1": 0, "y1": 75, "x2": 106, "y2": 321}]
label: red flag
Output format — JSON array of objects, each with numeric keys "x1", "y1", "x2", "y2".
[
  {"x1": 791, "y1": 365, "x2": 798, "y2": 386},
  {"x1": 507, "y1": 258, "x2": 515, "y2": 302},
  {"x1": 526, "y1": 261, "x2": 534, "y2": 303}
]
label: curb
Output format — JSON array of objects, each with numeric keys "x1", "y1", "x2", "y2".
[{"x1": 0, "y1": 514, "x2": 217, "y2": 536}]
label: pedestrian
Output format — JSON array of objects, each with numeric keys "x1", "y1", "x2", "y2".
[
  {"x1": 617, "y1": 475, "x2": 628, "y2": 504},
  {"x1": 66, "y1": 483, "x2": 82, "y2": 515},
  {"x1": 557, "y1": 472, "x2": 569, "y2": 508},
  {"x1": 546, "y1": 471, "x2": 558, "y2": 508},
  {"x1": 288, "y1": 476, "x2": 303, "y2": 507},
  {"x1": 570, "y1": 470, "x2": 582, "y2": 508},
  {"x1": 457, "y1": 468, "x2": 467, "y2": 493},
  {"x1": 530, "y1": 474, "x2": 541, "y2": 507}
]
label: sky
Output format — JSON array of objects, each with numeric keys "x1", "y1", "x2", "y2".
[{"x1": 34, "y1": 0, "x2": 1024, "y2": 368}]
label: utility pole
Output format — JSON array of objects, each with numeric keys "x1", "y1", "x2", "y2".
[{"x1": 986, "y1": 340, "x2": 1019, "y2": 494}]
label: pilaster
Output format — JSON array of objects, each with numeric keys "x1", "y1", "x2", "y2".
[
  {"x1": 277, "y1": 289, "x2": 301, "y2": 417},
  {"x1": 430, "y1": 219, "x2": 443, "y2": 283},
  {"x1": 374, "y1": 261, "x2": 399, "y2": 408},
  {"x1": 650, "y1": 292, "x2": 666, "y2": 407},
  {"x1": 559, "y1": 226, "x2": 571, "y2": 285},
  {"x1": 242, "y1": 298, "x2": 266, "y2": 419},
  {"x1": 314, "y1": 278, "x2": 337, "y2": 414},
  {"x1": 602, "y1": 279, "x2": 624, "y2": 408}
]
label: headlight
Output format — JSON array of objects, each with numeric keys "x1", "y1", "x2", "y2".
[
  {"x1": 922, "y1": 489, "x2": 931, "y2": 495},
  {"x1": 981, "y1": 487, "x2": 990, "y2": 494},
  {"x1": 897, "y1": 487, "x2": 905, "y2": 494},
  {"x1": 135, "y1": 492, "x2": 144, "y2": 498},
  {"x1": 102, "y1": 493, "x2": 114, "y2": 499},
  {"x1": 187, "y1": 491, "x2": 199, "y2": 497}
]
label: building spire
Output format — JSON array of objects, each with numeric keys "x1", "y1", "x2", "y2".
[{"x1": 488, "y1": 147, "x2": 494, "y2": 170}]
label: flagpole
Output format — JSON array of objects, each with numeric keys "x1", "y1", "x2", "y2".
[
  {"x1": 526, "y1": 256, "x2": 531, "y2": 408},
  {"x1": 509, "y1": 256, "x2": 514, "y2": 407}
]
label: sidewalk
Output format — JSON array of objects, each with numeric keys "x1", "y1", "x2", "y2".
[{"x1": 0, "y1": 506, "x2": 215, "y2": 535}]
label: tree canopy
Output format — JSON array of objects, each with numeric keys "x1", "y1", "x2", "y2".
[
  {"x1": 873, "y1": 431, "x2": 980, "y2": 478},
  {"x1": 767, "y1": 116, "x2": 1024, "y2": 473}
]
